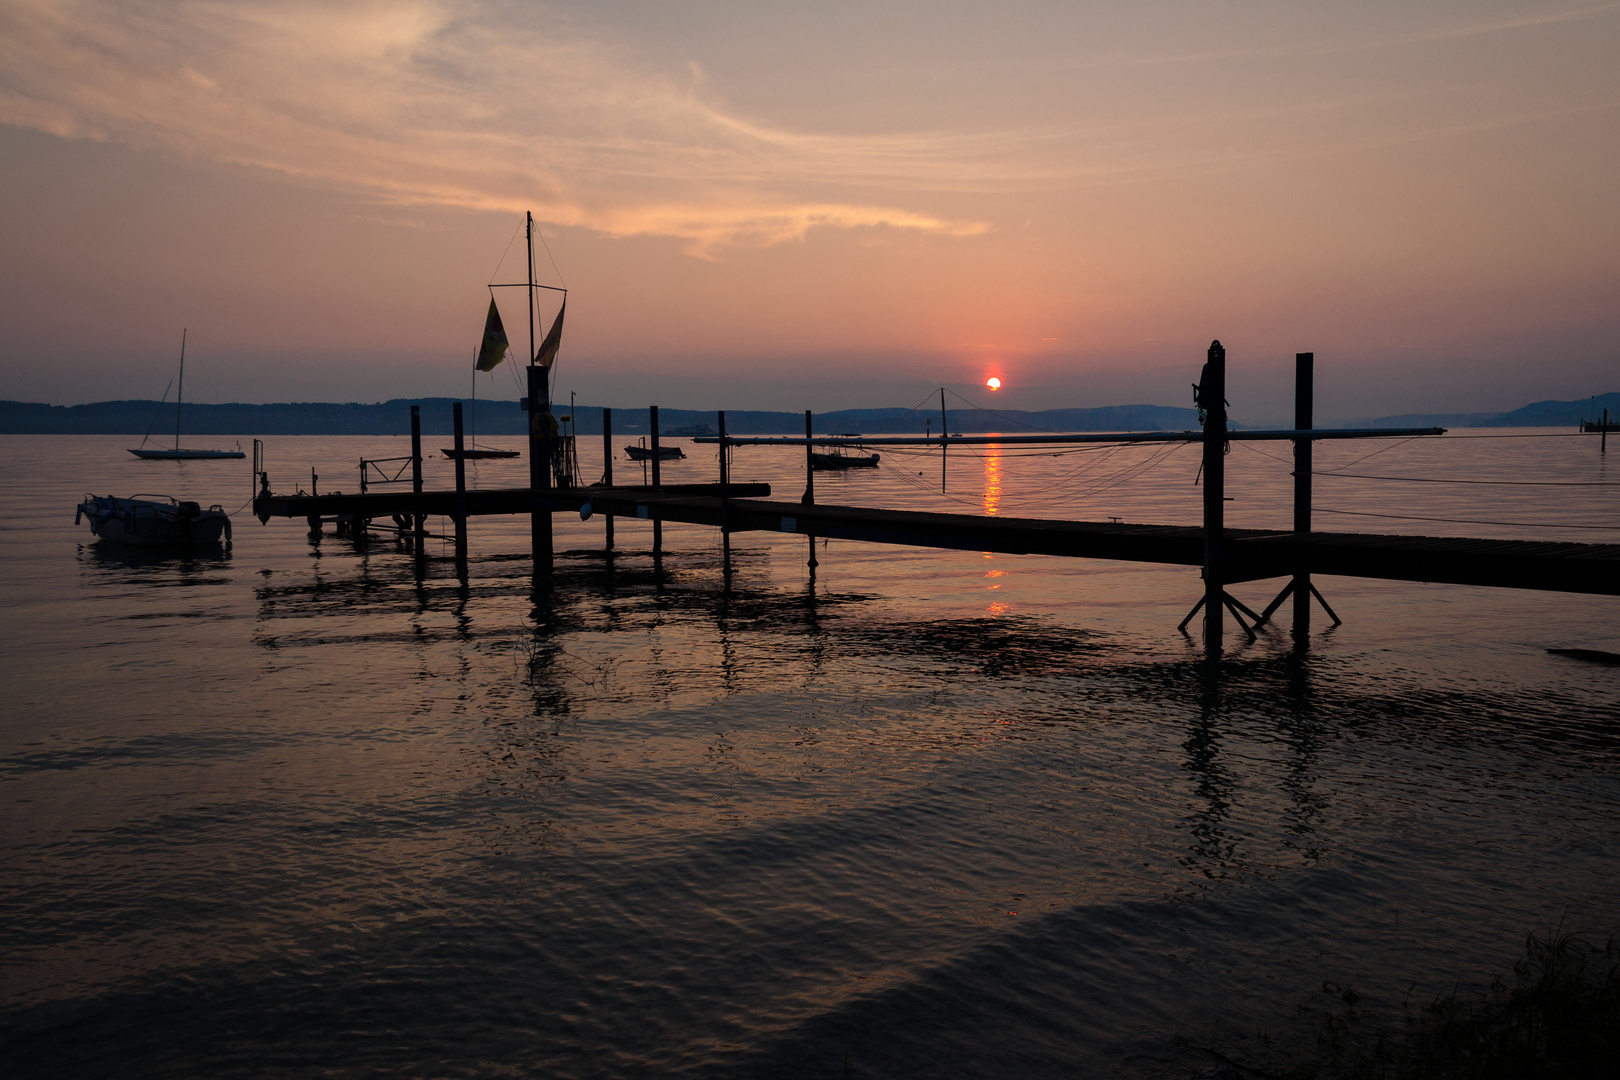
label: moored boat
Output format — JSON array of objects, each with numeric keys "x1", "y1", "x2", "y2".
[
  {"x1": 76, "y1": 494, "x2": 232, "y2": 548},
  {"x1": 441, "y1": 447, "x2": 521, "y2": 460},
  {"x1": 626, "y1": 440, "x2": 684, "y2": 461},
  {"x1": 810, "y1": 448, "x2": 880, "y2": 470},
  {"x1": 128, "y1": 330, "x2": 246, "y2": 460}
]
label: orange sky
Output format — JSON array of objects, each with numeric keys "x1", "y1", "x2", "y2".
[{"x1": 1, "y1": 1, "x2": 1616, "y2": 419}]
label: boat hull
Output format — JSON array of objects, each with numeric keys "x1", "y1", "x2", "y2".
[
  {"x1": 77, "y1": 495, "x2": 232, "y2": 548},
  {"x1": 129, "y1": 448, "x2": 245, "y2": 460},
  {"x1": 442, "y1": 449, "x2": 521, "y2": 460},
  {"x1": 810, "y1": 451, "x2": 880, "y2": 471},
  {"x1": 625, "y1": 446, "x2": 685, "y2": 461}
]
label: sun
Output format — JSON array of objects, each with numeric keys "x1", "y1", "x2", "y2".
[{"x1": 986, "y1": 377, "x2": 1002, "y2": 390}]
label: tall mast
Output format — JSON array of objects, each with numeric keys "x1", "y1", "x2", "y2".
[
  {"x1": 176, "y1": 328, "x2": 187, "y2": 450},
  {"x1": 526, "y1": 212, "x2": 536, "y2": 366}
]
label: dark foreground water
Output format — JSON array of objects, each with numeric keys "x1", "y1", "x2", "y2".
[{"x1": 2, "y1": 432, "x2": 1617, "y2": 1078}]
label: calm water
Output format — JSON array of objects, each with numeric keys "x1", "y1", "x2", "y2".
[{"x1": 2, "y1": 430, "x2": 1617, "y2": 1078}]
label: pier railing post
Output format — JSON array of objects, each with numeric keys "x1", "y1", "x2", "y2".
[
  {"x1": 804, "y1": 409, "x2": 817, "y2": 577},
  {"x1": 410, "y1": 404, "x2": 425, "y2": 544},
  {"x1": 602, "y1": 406, "x2": 614, "y2": 554},
  {"x1": 452, "y1": 401, "x2": 469, "y2": 557},
  {"x1": 719, "y1": 410, "x2": 732, "y2": 579},
  {"x1": 650, "y1": 406, "x2": 662, "y2": 490},
  {"x1": 1199, "y1": 340, "x2": 1227, "y2": 653},
  {"x1": 1293, "y1": 352, "x2": 1313, "y2": 641},
  {"x1": 527, "y1": 364, "x2": 553, "y2": 574}
]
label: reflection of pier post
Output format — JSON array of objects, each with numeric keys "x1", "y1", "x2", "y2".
[
  {"x1": 602, "y1": 407, "x2": 614, "y2": 556},
  {"x1": 1202, "y1": 340, "x2": 1227, "y2": 654},
  {"x1": 452, "y1": 401, "x2": 469, "y2": 558}
]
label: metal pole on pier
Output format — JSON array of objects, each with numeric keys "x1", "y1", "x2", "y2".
[
  {"x1": 1200, "y1": 340, "x2": 1227, "y2": 653},
  {"x1": 452, "y1": 401, "x2": 469, "y2": 557},
  {"x1": 1292, "y1": 352, "x2": 1313, "y2": 641},
  {"x1": 940, "y1": 388, "x2": 948, "y2": 492},
  {"x1": 602, "y1": 407, "x2": 614, "y2": 554}
]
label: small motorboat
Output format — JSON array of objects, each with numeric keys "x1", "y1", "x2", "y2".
[
  {"x1": 76, "y1": 494, "x2": 232, "y2": 548},
  {"x1": 810, "y1": 448, "x2": 880, "y2": 471},
  {"x1": 626, "y1": 439, "x2": 684, "y2": 461}
]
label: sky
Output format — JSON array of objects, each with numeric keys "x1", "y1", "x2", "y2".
[{"x1": 1, "y1": 0, "x2": 1616, "y2": 421}]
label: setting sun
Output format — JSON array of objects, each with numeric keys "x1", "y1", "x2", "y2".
[{"x1": 986, "y1": 377, "x2": 1001, "y2": 390}]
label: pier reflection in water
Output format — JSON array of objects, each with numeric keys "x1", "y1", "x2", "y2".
[{"x1": 2, "y1": 434, "x2": 1617, "y2": 1078}]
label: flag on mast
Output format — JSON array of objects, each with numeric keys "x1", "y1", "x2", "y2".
[
  {"x1": 474, "y1": 297, "x2": 510, "y2": 371},
  {"x1": 533, "y1": 299, "x2": 565, "y2": 369}
]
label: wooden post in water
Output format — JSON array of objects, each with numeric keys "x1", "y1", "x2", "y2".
[
  {"x1": 649, "y1": 406, "x2": 663, "y2": 557},
  {"x1": 1292, "y1": 352, "x2": 1313, "y2": 640},
  {"x1": 602, "y1": 407, "x2": 614, "y2": 554},
  {"x1": 1605, "y1": 408, "x2": 1609, "y2": 454},
  {"x1": 940, "y1": 388, "x2": 948, "y2": 492},
  {"x1": 804, "y1": 410, "x2": 818, "y2": 577},
  {"x1": 1201, "y1": 340, "x2": 1227, "y2": 653},
  {"x1": 719, "y1": 410, "x2": 732, "y2": 579},
  {"x1": 410, "y1": 405, "x2": 425, "y2": 546},
  {"x1": 452, "y1": 401, "x2": 469, "y2": 557},
  {"x1": 527, "y1": 364, "x2": 553, "y2": 574}
]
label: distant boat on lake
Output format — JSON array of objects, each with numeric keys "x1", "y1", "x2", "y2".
[
  {"x1": 129, "y1": 330, "x2": 246, "y2": 460},
  {"x1": 626, "y1": 439, "x2": 684, "y2": 461},
  {"x1": 810, "y1": 448, "x2": 880, "y2": 470}
]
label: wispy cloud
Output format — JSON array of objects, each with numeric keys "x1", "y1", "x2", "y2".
[{"x1": 0, "y1": 0, "x2": 989, "y2": 253}]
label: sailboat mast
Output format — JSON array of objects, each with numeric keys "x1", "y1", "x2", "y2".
[
  {"x1": 526, "y1": 212, "x2": 536, "y2": 366},
  {"x1": 176, "y1": 328, "x2": 187, "y2": 451}
]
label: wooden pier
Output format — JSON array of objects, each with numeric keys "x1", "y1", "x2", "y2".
[
  {"x1": 252, "y1": 484, "x2": 1620, "y2": 599},
  {"x1": 250, "y1": 346, "x2": 1620, "y2": 651}
]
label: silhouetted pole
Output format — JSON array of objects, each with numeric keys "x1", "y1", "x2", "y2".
[
  {"x1": 1200, "y1": 340, "x2": 1227, "y2": 653},
  {"x1": 650, "y1": 405, "x2": 663, "y2": 557},
  {"x1": 527, "y1": 364, "x2": 553, "y2": 574},
  {"x1": 650, "y1": 406, "x2": 662, "y2": 489},
  {"x1": 1293, "y1": 352, "x2": 1313, "y2": 640},
  {"x1": 452, "y1": 401, "x2": 469, "y2": 557},
  {"x1": 602, "y1": 407, "x2": 614, "y2": 553},
  {"x1": 410, "y1": 405, "x2": 425, "y2": 548},
  {"x1": 719, "y1": 410, "x2": 732, "y2": 579},
  {"x1": 940, "y1": 388, "x2": 948, "y2": 492},
  {"x1": 804, "y1": 410, "x2": 818, "y2": 577},
  {"x1": 1605, "y1": 408, "x2": 1609, "y2": 453}
]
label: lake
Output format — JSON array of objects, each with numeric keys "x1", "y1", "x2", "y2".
[{"x1": 2, "y1": 429, "x2": 1616, "y2": 1078}]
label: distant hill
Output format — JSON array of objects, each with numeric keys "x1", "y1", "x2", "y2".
[{"x1": 1, "y1": 393, "x2": 1613, "y2": 435}]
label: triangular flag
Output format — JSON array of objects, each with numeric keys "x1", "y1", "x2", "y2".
[
  {"x1": 534, "y1": 299, "x2": 565, "y2": 369},
  {"x1": 475, "y1": 297, "x2": 510, "y2": 372}
]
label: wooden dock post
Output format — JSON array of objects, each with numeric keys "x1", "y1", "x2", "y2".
[
  {"x1": 452, "y1": 401, "x2": 469, "y2": 556},
  {"x1": 602, "y1": 407, "x2": 614, "y2": 554},
  {"x1": 1201, "y1": 340, "x2": 1227, "y2": 652},
  {"x1": 804, "y1": 410, "x2": 818, "y2": 577},
  {"x1": 940, "y1": 388, "x2": 948, "y2": 492},
  {"x1": 410, "y1": 405, "x2": 425, "y2": 548},
  {"x1": 527, "y1": 363, "x2": 553, "y2": 573},
  {"x1": 719, "y1": 410, "x2": 732, "y2": 579},
  {"x1": 650, "y1": 405, "x2": 663, "y2": 557},
  {"x1": 1292, "y1": 352, "x2": 1313, "y2": 640},
  {"x1": 1605, "y1": 408, "x2": 1609, "y2": 453}
]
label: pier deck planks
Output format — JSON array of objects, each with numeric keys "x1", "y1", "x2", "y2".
[{"x1": 253, "y1": 486, "x2": 1620, "y2": 597}]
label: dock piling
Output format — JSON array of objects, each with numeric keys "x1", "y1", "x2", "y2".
[
  {"x1": 804, "y1": 410, "x2": 818, "y2": 577},
  {"x1": 603, "y1": 407, "x2": 614, "y2": 554},
  {"x1": 527, "y1": 363, "x2": 553, "y2": 574},
  {"x1": 452, "y1": 401, "x2": 469, "y2": 556},
  {"x1": 719, "y1": 410, "x2": 732, "y2": 579},
  {"x1": 410, "y1": 405, "x2": 425, "y2": 547},
  {"x1": 1199, "y1": 340, "x2": 1227, "y2": 653}
]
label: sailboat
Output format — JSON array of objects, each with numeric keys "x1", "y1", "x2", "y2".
[
  {"x1": 129, "y1": 330, "x2": 245, "y2": 460},
  {"x1": 442, "y1": 225, "x2": 565, "y2": 462}
]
